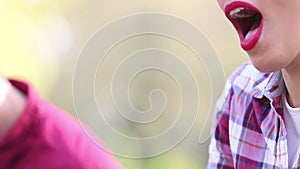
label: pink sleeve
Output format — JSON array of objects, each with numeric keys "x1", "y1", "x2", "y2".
[{"x1": 0, "y1": 80, "x2": 124, "y2": 169}]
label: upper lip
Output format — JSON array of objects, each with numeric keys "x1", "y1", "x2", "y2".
[{"x1": 225, "y1": 1, "x2": 262, "y2": 39}]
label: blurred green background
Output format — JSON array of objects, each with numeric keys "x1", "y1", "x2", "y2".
[{"x1": 0, "y1": 0, "x2": 249, "y2": 168}]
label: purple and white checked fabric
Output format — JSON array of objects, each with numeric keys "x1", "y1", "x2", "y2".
[{"x1": 207, "y1": 63, "x2": 299, "y2": 169}]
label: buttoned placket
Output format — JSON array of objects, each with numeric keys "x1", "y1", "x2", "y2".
[{"x1": 271, "y1": 97, "x2": 288, "y2": 168}]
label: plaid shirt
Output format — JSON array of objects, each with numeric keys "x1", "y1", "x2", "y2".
[{"x1": 207, "y1": 63, "x2": 299, "y2": 169}]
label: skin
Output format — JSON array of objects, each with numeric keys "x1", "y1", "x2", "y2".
[
  {"x1": 217, "y1": 0, "x2": 300, "y2": 108},
  {"x1": 0, "y1": 77, "x2": 26, "y2": 138}
]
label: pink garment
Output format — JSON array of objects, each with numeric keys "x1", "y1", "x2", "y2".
[{"x1": 0, "y1": 80, "x2": 124, "y2": 169}]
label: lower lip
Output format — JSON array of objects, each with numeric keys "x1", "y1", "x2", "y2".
[{"x1": 239, "y1": 20, "x2": 263, "y2": 51}]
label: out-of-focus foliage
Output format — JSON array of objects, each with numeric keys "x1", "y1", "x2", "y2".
[{"x1": 0, "y1": 0, "x2": 78, "y2": 95}]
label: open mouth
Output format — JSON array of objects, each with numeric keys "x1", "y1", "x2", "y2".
[
  {"x1": 225, "y1": 2, "x2": 263, "y2": 50},
  {"x1": 229, "y1": 7, "x2": 262, "y2": 40}
]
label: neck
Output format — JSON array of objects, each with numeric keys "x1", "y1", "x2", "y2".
[
  {"x1": 282, "y1": 58, "x2": 300, "y2": 108},
  {"x1": 0, "y1": 77, "x2": 26, "y2": 138}
]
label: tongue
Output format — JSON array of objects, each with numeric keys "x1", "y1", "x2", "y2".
[{"x1": 245, "y1": 28, "x2": 258, "y2": 41}]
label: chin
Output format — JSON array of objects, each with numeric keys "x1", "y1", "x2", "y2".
[
  {"x1": 252, "y1": 64, "x2": 279, "y2": 73},
  {"x1": 250, "y1": 57, "x2": 285, "y2": 73},
  {"x1": 247, "y1": 47, "x2": 292, "y2": 73}
]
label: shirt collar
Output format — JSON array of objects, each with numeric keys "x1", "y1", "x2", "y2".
[{"x1": 252, "y1": 70, "x2": 285, "y2": 101}]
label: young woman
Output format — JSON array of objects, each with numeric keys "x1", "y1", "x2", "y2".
[{"x1": 208, "y1": 0, "x2": 300, "y2": 168}]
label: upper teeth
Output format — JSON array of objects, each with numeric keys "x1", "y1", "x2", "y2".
[
  {"x1": 230, "y1": 7, "x2": 245, "y2": 16},
  {"x1": 230, "y1": 7, "x2": 256, "y2": 19}
]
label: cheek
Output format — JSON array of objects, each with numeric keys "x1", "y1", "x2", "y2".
[
  {"x1": 217, "y1": 0, "x2": 224, "y2": 9},
  {"x1": 246, "y1": 3, "x2": 300, "y2": 72}
]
